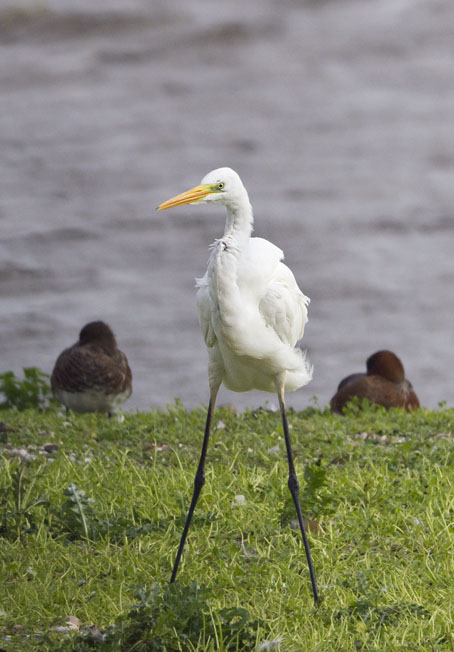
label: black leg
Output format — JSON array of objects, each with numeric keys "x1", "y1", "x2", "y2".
[
  {"x1": 276, "y1": 383, "x2": 319, "y2": 604},
  {"x1": 170, "y1": 394, "x2": 216, "y2": 583}
]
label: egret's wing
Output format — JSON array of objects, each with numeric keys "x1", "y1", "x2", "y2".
[
  {"x1": 258, "y1": 262, "x2": 310, "y2": 347},
  {"x1": 239, "y1": 237, "x2": 284, "y2": 291},
  {"x1": 196, "y1": 275, "x2": 216, "y2": 347}
]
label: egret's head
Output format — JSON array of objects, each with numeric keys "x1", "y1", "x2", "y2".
[{"x1": 157, "y1": 167, "x2": 248, "y2": 211}]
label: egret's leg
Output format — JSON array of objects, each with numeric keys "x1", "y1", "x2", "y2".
[
  {"x1": 275, "y1": 377, "x2": 319, "y2": 604},
  {"x1": 170, "y1": 389, "x2": 218, "y2": 583}
]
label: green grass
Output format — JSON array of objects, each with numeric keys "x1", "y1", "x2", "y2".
[{"x1": 1, "y1": 402, "x2": 454, "y2": 650}]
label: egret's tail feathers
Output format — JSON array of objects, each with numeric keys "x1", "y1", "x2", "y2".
[{"x1": 286, "y1": 346, "x2": 313, "y2": 391}]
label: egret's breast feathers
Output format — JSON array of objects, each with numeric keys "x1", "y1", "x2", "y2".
[{"x1": 196, "y1": 236, "x2": 309, "y2": 353}]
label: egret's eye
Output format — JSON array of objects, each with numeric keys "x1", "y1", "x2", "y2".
[{"x1": 217, "y1": 182, "x2": 225, "y2": 191}]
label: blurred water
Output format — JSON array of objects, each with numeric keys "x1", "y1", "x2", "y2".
[{"x1": 0, "y1": 0, "x2": 453, "y2": 411}]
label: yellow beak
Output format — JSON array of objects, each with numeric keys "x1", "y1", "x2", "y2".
[{"x1": 157, "y1": 184, "x2": 213, "y2": 210}]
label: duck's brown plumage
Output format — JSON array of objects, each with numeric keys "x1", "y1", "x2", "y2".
[
  {"x1": 51, "y1": 321, "x2": 132, "y2": 415},
  {"x1": 330, "y1": 350, "x2": 419, "y2": 413}
]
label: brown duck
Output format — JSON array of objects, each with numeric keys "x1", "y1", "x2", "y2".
[
  {"x1": 51, "y1": 321, "x2": 132, "y2": 416},
  {"x1": 330, "y1": 350, "x2": 419, "y2": 413}
]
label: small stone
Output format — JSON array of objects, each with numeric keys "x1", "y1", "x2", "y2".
[
  {"x1": 259, "y1": 638, "x2": 283, "y2": 651},
  {"x1": 43, "y1": 443, "x2": 59, "y2": 454},
  {"x1": 11, "y1": 448, "x2": 36, "y2": 462},
  {"x1": 66, "y1": 616, "x2": 80, "y2": 631},
  {"x1": 11, "y1": 624, "x2": 24, "y2": 633},
  {"x1": 232, "y1": 494, "x2": 247, "y2": 506}
]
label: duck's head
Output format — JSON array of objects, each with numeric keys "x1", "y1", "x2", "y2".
[
  {"x1": 366, "y1": 350, "x2": 405, "y2": 383},
  {"x1": 79, "y1": 321, "x2": 117, "y2": 352}
]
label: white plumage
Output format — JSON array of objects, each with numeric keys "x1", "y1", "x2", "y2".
[
  {"x1": 161, "y1": 167, "x2": 312, "y2": 396},
  {"x1": 158, "y1": 167, "x2": 318, "y2": 602}
]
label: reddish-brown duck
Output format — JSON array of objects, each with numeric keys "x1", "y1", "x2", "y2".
[{"x1": 330, "y1": 350, "x2": 419, "y2": 413}]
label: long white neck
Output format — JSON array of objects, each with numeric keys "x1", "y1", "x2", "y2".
[
  {"x1": 223, "y1": 197, "x2": 254, "y2": 248},
  {"x1": 207, "y1": 196, "x2": 254, "y2": 326}
]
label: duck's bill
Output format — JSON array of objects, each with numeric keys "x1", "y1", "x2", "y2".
[{"x1": 157, "y1": 184, "x2": 212, "y2": 210}]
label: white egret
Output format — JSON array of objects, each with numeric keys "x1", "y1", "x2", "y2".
[
  {"x1": 158, "y1": 167, "x2": 318, "y2": 603},
  {"x1": 51, "y1": 321, "x2": 132, "y2": 416}
]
